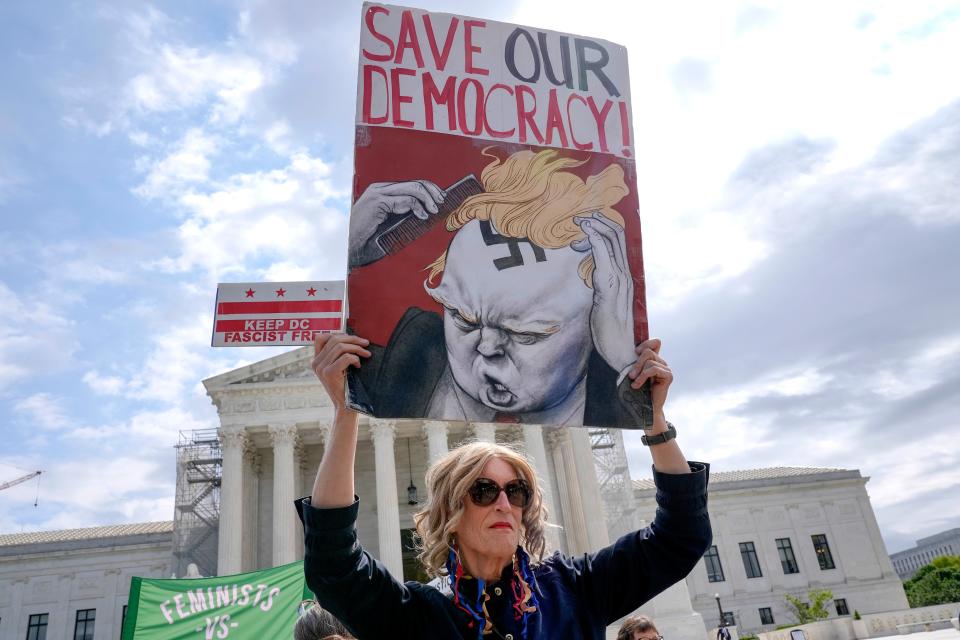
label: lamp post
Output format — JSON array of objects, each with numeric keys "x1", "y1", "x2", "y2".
[
  {"x1": 715, "y1": 593, "x2": 725, "y2": 627},
  {"x1": 406, "y1": 438, "x2": 419, "y2": 505}
]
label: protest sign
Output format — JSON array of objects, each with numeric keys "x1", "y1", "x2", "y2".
[
  {"x1": 211, "y1": 281, "x2": 343, "y2": 347},
  {"x1": 345, "y1": 3, "x2": 651, "y2": 428},
  {"x1": 120, "y1": 561, "x2": 312, "y2": 640}
]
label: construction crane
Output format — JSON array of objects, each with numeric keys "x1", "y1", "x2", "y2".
[{"x1": 0, "y1": 470, "x2": 43, "y2": 506}]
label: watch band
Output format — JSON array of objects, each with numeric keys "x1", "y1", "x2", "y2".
[{"x1": 641, "y1": 422, "x2": 677, "y2": 446}]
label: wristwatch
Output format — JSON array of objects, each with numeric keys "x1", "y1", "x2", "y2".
[{"x1": 641, "y1": 422, "x2": 677, "y2": 446}]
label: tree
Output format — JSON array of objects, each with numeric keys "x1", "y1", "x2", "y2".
[
  {"x1": 904, "y1": 555, "x2": 960, "y2": 607},
  {"x1": 784, "y1": 589, "x2": 834, "y2": 624}
]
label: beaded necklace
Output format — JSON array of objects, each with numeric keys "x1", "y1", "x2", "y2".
[{"x1": 445, "y1": 544, "x2": 541, "y2": 640}]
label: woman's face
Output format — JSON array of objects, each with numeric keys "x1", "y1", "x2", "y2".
[{"x1": 454, "y1": 457, "x2": 525, "y2": 570}]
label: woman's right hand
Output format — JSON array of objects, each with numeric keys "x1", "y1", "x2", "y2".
[{"x1": 312, "y1": 334, "x2": 371, "y2": 411}]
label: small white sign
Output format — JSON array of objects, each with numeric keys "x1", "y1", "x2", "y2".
[{"x1": 211, "y1": 281, "x2": 344, "y2": 347}]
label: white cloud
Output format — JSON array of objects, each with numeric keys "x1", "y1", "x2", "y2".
[
  {"x1": 82, "y1": 370, "x2": 126, "y2": 395},
  {"x1": 0, "y1": 281, "x2": 76, "y2": 391},
  {"x1": 125, "y1": 45, "x2": 265, "y2": 124},
  {"x1": 2, "y1": 454, "x2": 177, "y2": 530},
  {"x1": 263, "y1": 119, "x2": 294, "y2": 155},
  {"x1": 148, "y1": 151, "x2": 349, "y2": 279},
  {"x1": 69, "y1": 406, "x2": 209, "y2": 446},
  {"x1": 59, "y1": 259, "x2": 129, "y2": 285},
  {"x1": 863, "y1": 333, "x2": 960, "y2": 401},
  {"x1": 134, "y1": 128, "x2": 219, "y2": 200},
  {"x1": 125, "y1": 314, "x2": 219, "y2": 404},
  {"x1": 13, "y1": 393, "x2": 73, "y2": 430}
]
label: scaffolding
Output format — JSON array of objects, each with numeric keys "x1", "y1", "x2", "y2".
[
  {"x1": 172, "y1": 428, "x2": 222, "y2": 578},
  {"x1": 590, "y1": 427, "x2": 639, "y2": 540}
]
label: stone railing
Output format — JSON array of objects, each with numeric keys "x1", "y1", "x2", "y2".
[{"x1": 756, "y1": 603, "x2": 960, "y2": 640}]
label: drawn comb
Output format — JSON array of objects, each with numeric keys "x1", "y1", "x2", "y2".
[{"x1": 350, "y1": 175, "x2": 484, "y2": 268}]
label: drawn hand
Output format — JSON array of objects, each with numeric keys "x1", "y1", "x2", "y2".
[
  {"x1": 348, "y1": 180, "x2": 445, "y2": 267},
  {"x1": 628, "y1": 338, "x2": 672, "y2": 415},
  {"x1": 312, "y1": 334, "x2": 371, "y2": 410},
  {"x1": 574, "y1": 211, "x2": 635, "y2": 373}
]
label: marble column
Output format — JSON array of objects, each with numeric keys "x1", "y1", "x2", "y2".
[
  {"x1": 241, "y1": 439, "x2": 262, "y2": 572},
  {"x1": 10, "y1": 578, "x2": 26, "y2": 638},
  {"x1": 55, "y1": 572, "x2": 72, "y2": 637},
  {"x1": 546, "y1": 428, "x2": 588, "y2": 555},
  {"x1": 422, "y1": 420, "x2": 449, "y2": 465},
  {"x1": 471, "y1": 422, "x2": 497, "y2": 443},
  {"x1": 370, "y1": 419, "x2": 404, "y2": 577},
  {"x1": 522, "y1": 424, "x2": 561, "y2": 552},
  {"x1": 217, "y1": 428, "x2": 247, "y2": 575},
  {"x1": 101, "y1": 569, "x2": 121, "y2": 639},
  {"x1": 569, "y1": 426, "x2": 610, "y2": 549},
  {"x1": 269, "y1": 422, "x2": 300, "y2": 566}
]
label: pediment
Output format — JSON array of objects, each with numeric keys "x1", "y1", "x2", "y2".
[{"x1": 202, "y1": 345, "x2": 316, "y2": 391}]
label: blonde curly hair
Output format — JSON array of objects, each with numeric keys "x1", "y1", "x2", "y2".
[
  {"x1": 426, "y1": 148, "x2": 629, "y2": 287},
  {"x1": 412, "y1": 441, "x2": 549, "y2": 578}
]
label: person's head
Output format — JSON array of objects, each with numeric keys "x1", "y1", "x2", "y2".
[
  {"x1": 617, "y1": 614, "x2": 661, "y2": 640},
  {"x1": 425, "y1": 148, "x2": 629, "y2": 414},
  {"x1": 413, "y1": 441, "x2": 547, "y2": 578},
  {"x1": 293, "y1": 601, "x2": 353, "y2": 640}
]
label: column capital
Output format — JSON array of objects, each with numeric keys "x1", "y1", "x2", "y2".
[
  {"x1": 470, "y1": 422, "x2": 497, "y2": 443},
  {"x1": 422, "y1": 420, "x2": 448, "y2": 438},
  {"x1": 242, "y1": 440, "x2": 261, "y2": 475},
  {"x1": 543, "y1": 425, "x2": 570, "y2": 450},
  {"x1": 268, "y1": 422, "x2": 299, "y2": 447},
  {"x1": 369, "y1": 419, "x2": 397, "y2": 444},
  {"x1": 422, "y1": 420, "x2": 449, "y2": 465},
  {"x1": 219, "y1": 428, "x2": 248, "y2": 450},
  {"x1": 317, "y1": 421, "x2": 332, "y2": 446}
]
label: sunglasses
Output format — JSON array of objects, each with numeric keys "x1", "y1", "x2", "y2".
[{"x1": 467, "y1": 477, "x2": 532, "y2": 509}]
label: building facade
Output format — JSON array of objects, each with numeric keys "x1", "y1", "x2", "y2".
[
  {"x1": 0, "y1": 522, "x2": 172, "y2": 640},
  {"x1": 634, "y1": 468, "x2": 909, "y2": 634},
  {"x1": 890, "y1": 528, "x2": 960, "y2": 580}
]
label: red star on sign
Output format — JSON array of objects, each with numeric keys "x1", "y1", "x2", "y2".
[
  {"x1": 275, "y1": 288, "x2": 286, "y2": 297},
  {"x1": 245, "y1": 288, "x2": 255, "y2": 298},
  {"x1": 306, "y1": 287, "x2": 317, "y2": 296}
]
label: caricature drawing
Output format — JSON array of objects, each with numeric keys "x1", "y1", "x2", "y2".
[{"x1": 347, "y1": 148, "x2": 651, "y2": 428}]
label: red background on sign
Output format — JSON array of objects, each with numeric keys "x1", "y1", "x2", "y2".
[{"x1": 347, "y1": 125, "x2": 647, "y2": 347}]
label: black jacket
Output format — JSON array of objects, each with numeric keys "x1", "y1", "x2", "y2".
[{"x1": 296, "y1": 462, "x2": 711, "y2": 639}]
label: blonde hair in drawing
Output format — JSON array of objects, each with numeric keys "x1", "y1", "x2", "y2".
[{"x1": 425, "y1": 148, "x2": 629, "y2": 287}]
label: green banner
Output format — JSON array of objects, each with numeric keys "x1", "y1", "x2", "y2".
[{"x1": 121, "y1": 561, "x2": 312, "y2": 640}]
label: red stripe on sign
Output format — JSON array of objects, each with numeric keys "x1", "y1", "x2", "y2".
[
  {"x1": 215, "y1": 318, "x2": 342, "y2": 332},
  {"x1": 217, "y1": 300, "x2": 342, "y2": 314}
]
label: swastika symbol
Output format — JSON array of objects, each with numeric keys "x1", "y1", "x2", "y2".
[{"x1": 478, "y1": 220, "x2": 547, "y2": 271}]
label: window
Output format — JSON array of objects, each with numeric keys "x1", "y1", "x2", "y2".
[
  {"x1": 73, "y1": 609, "x2": 95, "y2": 640},
  {"x1": 835, "y1": 599, "x2": 850, "y2": 616},
  {"x1": 776, "y1": 538, "x2": 800, "y2": 574},
  {"x1": 811, "y1": 534, "x2": 836, "y2": 570},
  {"x1": 721, "y1": 612, "x2": 736, "y2": 626},
  {"x1": 759, "y1": 607, "x2": 775, "y2": 625},
  {"x1": 740, "y1": 541, "x2": 763, "y2": 578},
  {"x1": 704, "y1": 545, "x2": 726, "y2": 582},
  {"x1": 27, "y1": 613, "x2": 48, "y2": 640},
  {"x1": 119, "y1": 605, "x2": 127, "y2": 639}
]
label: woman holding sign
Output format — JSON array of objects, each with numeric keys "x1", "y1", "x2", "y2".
[{"x1": 296, "y1": 331, "x2": 710, "y2": 639}]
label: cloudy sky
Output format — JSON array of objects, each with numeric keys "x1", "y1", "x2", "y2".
[{"x1": 1, "y1": 0, "x2": 958, "y2": 555}]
